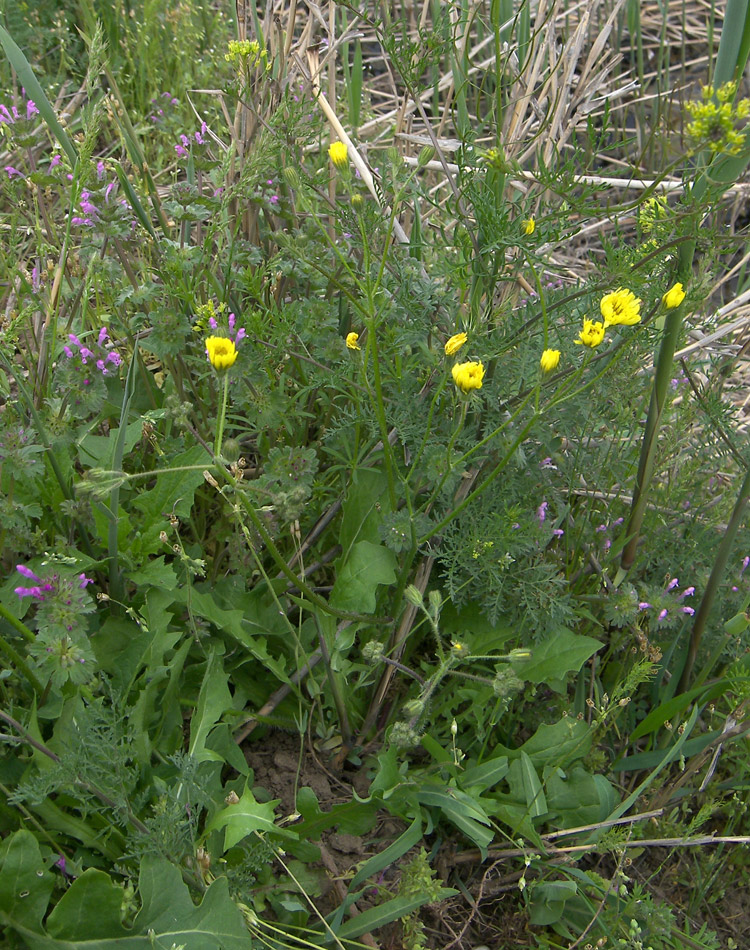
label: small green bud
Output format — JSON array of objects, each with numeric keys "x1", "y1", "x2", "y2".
[
  {"x1": 427, "y1": 590, "x2": 442, "y2": 613},
  {"x1": 362, "y1": 640, "x2": 385, "y2": 663},
  {"x1": 403, "y1": 698, "x2": 424, "y2": 718},
  {"x1": 351, "y1": 193, "x2": 364, "y2": 208},
  {"x1": 282, "y1": 166, "x2": 300, "y2": 189},
  {"x1": 404, "y1": 584, "x2": 424, "y2": 607},
  {"x1": 222, "y1": 438, "x2": 241, "y2": 462},
  {"x1": 724, "y1": 611, "x2": 749, "y2": 635},
  {"x1": 417, "y1": 145, "x2": 435, "y2": 168}
]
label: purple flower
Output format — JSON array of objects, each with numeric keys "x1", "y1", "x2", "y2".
[
  {"x1": 175, "y1": 144, "x2": 188, "y2": 158},
  {"x1": 596, "y1": 524, "x2": 607, "y2": 533},
  {"x1": 552, "y1": 528, "x2": 564, "y2": 537},
  {"x1": 69, "y1": 334, "x2": 81, "y2": 347},
  {"x1": 228, "y1": 312, "x2": 236, "y2": 330},
  {"x1": 98, "y1": 327, "x2": 109, "y2": 346},
  {"x1": 537, "y1": 501, "x2": 548, "y2": 524},
  {"x1": 638, "y1": 602, "x2": 651, "y2": 610},
  {"x1": 78, "y1": 574, "x2": 93, "y2": 588},
  {"x1": 5, "y1": 166, "x2": 24, "y2": 179},
  {"x1": 26, "y1": 100, "x2": 38, "y2": 119},
  {"x1": 658, "y1": 609, "x2": 668, "y2": 621},
  {"x1": 96, "y1": 161, "x2": 105, "y2": 179},
  {"x1": 612, "y1": 517, "x2": 624, "y2": 526},
  {"x1": 680, "y1": 587, "x2": 695, "y2": 598},
  {"x1": 0, "y1": 104, "x2": 13, "y2": 124},
  {"x1": 209, "y1": 316, "x2": 218, "y2": 329},
  {"x1": 63, "y1": 345, "x2": 73, "y2": 358},
  {"x1": 16, "y1": 564, "x2": 41, "y2": 582},
  {"x1": 666, "y1": 578, "x2": 679, "y2": 591},
  {"x1": 234, "y1": 328, "x2": 246, "y2": 343},
  {"x1": 105, "y1": 182, "x2": 116, "y2": 203},
  {"x1": 50, "y1": 155, "x2": 62, "y2": 168},
  {"x1": 682, "y1": 606, "x2": 695, "y2": 616},
  {"x1": 741, "y1": 556, "x2": 750, "y2": 574},
  {"x1": 79, "y1": 347, "x2": 94, "y2": 363},
  {"x1": 106, "y1": 351, "x2": 122, "y2": 367}
]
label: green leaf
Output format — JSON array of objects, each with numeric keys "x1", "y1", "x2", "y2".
[
  {"x1": 334, "y1": 890, "x2": 456, "y2": 941},
  {"x1": 46, "y1": 870, "x2": 129, "y2": 941},
  {"x1": 205, "y1": 784, "x2": 281, "y2": 850},
  {"x1": 417, "y1": 788, "x2": 495, "y2": 857},
  {"x1": 338, "y1": 468, "x2": 391, "y2": 553},
  {"x1": 4, "y1": 852, "x2": 252, "y2": 948},
  {"x1": 330, "y1": 540, "x2": 397, "y2": 614},
  {"x1": 528, "y1": 880, "x2": 578, "y2": 926},
  {"x1": 131, "y1": 446, "x2": 211, "y2": 556},
  {"x1": 630, "y1": 680, "x2": 728, "y2": 741},
  {"x1": 295, "y1": 786, "x2": 377, "y2": 838},
  {"x1": 189, "y1": 648, "x2": 233, "y2": 763},
  {"x1": 546, "y1": 767, "x2": 619, "y2": 827},
  {"x1": 512, "y1": 751, "x2": 547, "y2": 818},
  {"x1": 493, "y1": 717, "x2": 592, "y2": 769},
  {"x1": 460, "y1": 755, "x2": 510, "y2": 792},
  {"x1": 512, "y1": 630, "x2": 602, "y2": 690},
  {"x1": 0, "y1": 831, "x2": 55, "y2": 934}
]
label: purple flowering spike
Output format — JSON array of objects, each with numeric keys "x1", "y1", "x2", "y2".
[
  {"x1": 27, "y1": 100, "x2": 38, "y2": 119},
  {"x1": 98, "y1": 327, "x2": 109, "y2": 346},
  {"x1": 209, "y1": 316, "x2": 218, "y2": 329},
  {"x1": 175, "y1": 144, "x2": 187, "y2": 158},
  {"x1": 69, "y1": 334, "x2": 81, "y2": 347},
  {"x1": 234, "y1": 328, "x2": 246, "y2": 344},
  {"x1": 96, "y1": 161, "x2": 105, "y2": 179},
  {"x1": 16, "y1": 564, "x2": 41, "y2": 581},
  {"x1": 228, "y1": 312, "x2": 236, "y2": 330},
  {"x1": 50, "y1": 154, "x2": 61, "y2": 168},
  {"x1": 15, "y1": 585, "x2": 44, "y2": 600}
]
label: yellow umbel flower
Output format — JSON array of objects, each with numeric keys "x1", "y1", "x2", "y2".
[
  {"x1": 600, "y1": 288, "x2": 641, "y2": 327},
  {"x1": 444, "y1": 332, "x2": 467, "y2": 356},
  {"x1": 345, "y1": 332, "x2": 360, "y2": 350},
  {"x1": 662, "y1": 282, "x2": 686, "y2": 309},
  {"x1": 205, "y1": 336, "x2": 238, "y2": 371},
  {"x1": 574, "y1": 319, "x2": 605, "y2": 348},
  {"x1": 328, "y1": 141, "x2": 349, "y2": 170},
  {"x1": 522, "y1": 217, "x2": 535, "y2": 235},
  {"x1": 685, "y1": 82, "x2": 750, "y2": 156},
  {"x1": 540, "y1": 349, "x2": 561, "y2": 373},
  {"x1": 452, "y1": 360, "x2": 485, "y2": 393}
]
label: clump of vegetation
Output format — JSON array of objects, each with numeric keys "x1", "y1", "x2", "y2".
[{"x1": 0, "y1": 1, "x2": 749, "y2": 948}]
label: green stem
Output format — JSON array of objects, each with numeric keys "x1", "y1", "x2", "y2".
[
  {"x1": 214, "y1": 372, "x2": 230, "y2": 457},
  {"x1": 0, "y1": 625, "x2": 43, "y2": 694},
  {"x1": 619, "y1": 244, "x2": 693, "y2": 577},
  {"x1": 0, "y1": 603, "x2": 35, "y2": 643},
  {"x1": 677, "y1": 465, "x2": 750, "y2": 693}
]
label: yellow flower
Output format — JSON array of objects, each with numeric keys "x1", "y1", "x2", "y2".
[
  {"x1": 328, "y1": 141, "x2": 349, "y2": 170},
  {"x1": 451, "y1": 641, "x2": 468, "y2": 656},
  {"x1": 452, "y1": 360, "x2": 485, "y2": 393},
  {"x1": 574, "y1": 319, "x2": 605, "y2": 348},
  {"x1": 205, "y1": 335, "x2": 238, "y2": 371},
  {"x1": 444, "y1": 332, "x2": 467, "y2": 356},
  {"x1": 345, "y1": 332, "x2": 360, "y2": 350},
  {"x1": 523, "y1": 217, "x2": 535, "y2": 235},
  {"x1": 540, "y1": 348, "x2": 561, "y2": 373},
  {"x1": 662, "y1": 282, "x2": 685, "y2": 309},
  {"x1": 600, "y1": 288, "x2": 641, "y2": 326}
]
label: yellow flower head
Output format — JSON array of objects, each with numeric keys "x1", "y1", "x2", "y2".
[
  {"x1": 540, "y1": 348, "x2": 561, "y2": 373},
  {"x1": 328, "y1": 141, "x2": 349, "y2": 170},
  {"x1": 345, "y1": 331, "x2": 360, "y2": 350},
  {"x1": 685, "y1": 82, "x2": 750, "y2": 156},
  {"x1": 444, "y1": 332, "x2": 467, "y2": 356},
  {"x1": 522, "y1": 217, "x2": 535, "y2": 235},
  {"x1": 451, "y1": 641, "x2": 468, "y2": 656},
  {"x1": 205, "y1": 335, "x2": 238, "y2": 371},
  {"x1": 600, "y1": 288, "x2": 641, "y2": 327},
  {"x1": 452, "y1": 360, "x2": 485, "y2": 393},
  {"x1": 575, "y1": 319, "x2": 605, "y2": 348},
  {"x1": 662, "y1": 282, "x2": 685, "y2": 309}
]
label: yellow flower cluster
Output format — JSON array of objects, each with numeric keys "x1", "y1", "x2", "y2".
[
  {"x1": 685, "y1": 82, "x2": 750, "y2": 157},
  {"x1": 345, "y1": 332, "x2": 360, "y2": 350},
  {"x1": 205, "y1": 336, "x2": 238, "y2": 371},
  {"x1": 225, "y1": 39, "x2": 271, "y2": 72}
]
